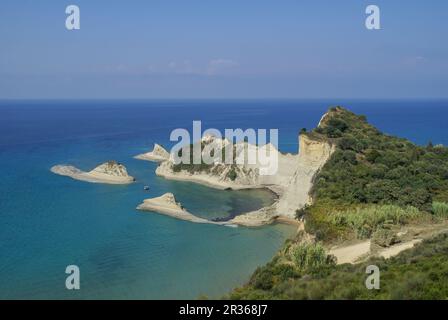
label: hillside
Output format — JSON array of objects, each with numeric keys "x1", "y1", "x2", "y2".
[
  {"x1": 227, "y1": 106, "x2": 448, "y2": 300},
  {"x1": 303, "y1": 107, "x2": 448, "y2": 241},
  {"x1": 228, "y1": 231, "x2": 448, "y2": 300}
]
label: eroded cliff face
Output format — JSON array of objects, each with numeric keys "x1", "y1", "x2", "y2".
[
  {"x1": 143, "y1": 111, "x2": 337, "y2": 222},
  {"x1": 152, "y1": 144, "x2": 170, "y2": 160},
  {"x1": 275, "y1": 134, "x2": 335, "y2": 218},
  {"x1": 89, "y1": 161, "x2": 131, "y2": 177},
  {"x1": 154, "y1": 132, "x2": 334, "y2": 219},
  {"x1": 297, "y1": 134, "x2": 334, "y2": 165},
  {"x1": 135, "y1": 143, "x2": 170, "y2": 162}
]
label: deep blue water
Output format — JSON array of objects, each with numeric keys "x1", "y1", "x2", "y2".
[{"x1": 0, "y1": 99, "x2": 447, "y2": 299}]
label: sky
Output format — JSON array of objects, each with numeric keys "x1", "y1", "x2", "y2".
[{"x1": 0, "y1": 0, "x2": 447, "y2": 99}]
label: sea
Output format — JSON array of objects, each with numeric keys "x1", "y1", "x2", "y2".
[{"x1": 0, "y1": 99, "x2": 447, "y2": 299}]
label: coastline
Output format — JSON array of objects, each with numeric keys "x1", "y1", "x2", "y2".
[
  {"x1": 155, "y1": 166, "x2": 265, "y2": 191},
  {"x1": 137, "y1": 192, "x2": 282, "y2": 228},
  {"x1": 140, "y1": 131, "x2": 335, "y2": 226}
]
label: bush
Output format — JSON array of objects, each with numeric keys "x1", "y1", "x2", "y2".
[
  {"x1": 295, "y1": 205, "x2": 309, "y2": 220},
  {"x1": 372, "y1": 228, "x2": 399, "y2": 247},
  {"x1": 432, "y1": 202, "x2": 448, "y2": 218},
  {"x1": 292, "y1": 243, "x2": 335, "y2": 273},
  {"x1": 250, "y1": 266, "x2": 274, "y2": 290},
  {"x1": 329, "y1": 205, "x2": 422, "y2": 239},
  {"x1": 229, "y1": 232, "x2": 448, "y2": 300},
  {"x1": 311, "y1": 107, "x2": 448, "y2": 211},
  {"x1": 227, "y1": 167, "x2": 237, "y2": 181}
]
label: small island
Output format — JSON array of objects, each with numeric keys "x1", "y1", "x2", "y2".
[{"x1": 51, "y1": 161, "x2": 135, "y2": 184}]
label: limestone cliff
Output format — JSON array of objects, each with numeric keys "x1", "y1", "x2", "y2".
[
  {"x1": 89, "y1": 161, "x2": 131, "y2": 178},
  {"x1": 275, "y1": 134, "x2": 335, "y2": 218},
  {"x1": 150, "y1": 124, "x2": 335, "y2": 222},
  {"x1": 51, "y1": 161, "x2": 135, "y2": 184},
  {"x1": 142, "y1": 108, "x2": 340, "y2": 224},
  {"x1": 134, "y1": 143, "x2": 170, "y2": 162}
]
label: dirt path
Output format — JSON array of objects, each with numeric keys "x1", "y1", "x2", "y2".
[
  {"x1": 378, "y1": 239, "x2": 422, "y2": 259},
  {"x1": 329, "y1": 240, "x2": 371, "y2": 264},
  {"x1": 329, "y1": 239, "x2": 425, "y2": 264}
]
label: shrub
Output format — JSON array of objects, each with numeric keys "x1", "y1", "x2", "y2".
[
  {"x1": 329, "y1": 205, "x2": 422, "y2": 239},
  {"x1": 250, "y1": 266, "x2": 274, "y2": 290},
  {"x1": 432, "y1": 202, "x2": 448, "y2": 218},
  {"x1": 372, "y1": 228, "x2": 399, "y2": 247},
  {"x1": 295, "y1": 205, "x2": 309, "y2": 220},
  {"x1": 227, "y1": 167, "x2": 237, "y2": 181},
  {"x1": 292, "y1": 243, "x2": 335, "y2": 273},
  {"x1": 311, "y1": 107, "x2": 448, "y2": 211},
  {"x1": 229, "y1": 232, "x2": 448, "y2": 300}
]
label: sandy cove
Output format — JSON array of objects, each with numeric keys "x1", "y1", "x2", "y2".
[{"x1": 135, "y1": 129, "x2": 335, "y2": 228}]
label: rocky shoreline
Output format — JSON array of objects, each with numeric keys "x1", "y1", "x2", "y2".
[{"x1": 135, "y1": 114, "x2": 335, "y2": 227}]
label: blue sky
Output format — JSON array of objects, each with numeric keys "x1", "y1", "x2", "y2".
[{"x1": 0, "y1": 0, "x2": 447, "y2": 99}]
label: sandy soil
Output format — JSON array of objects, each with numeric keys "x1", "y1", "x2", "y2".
[
  {"x1": 378, "y1": 239, "x2": 423, "y2": 259},
  {"x1": 329, "y1": 241, "x2": 371, "y2": 264}
]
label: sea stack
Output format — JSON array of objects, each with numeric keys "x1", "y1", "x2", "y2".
[
  {"x1": 134, "y1": 143, "x2": 170, "y2": 162},
  {"x1": 51, "y1": 161, "x2": 135, "y2": 184}
]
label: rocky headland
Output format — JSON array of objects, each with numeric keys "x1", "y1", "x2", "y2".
[{"x1": 135, "y1": 113, "x2": 336, "y2": 226}]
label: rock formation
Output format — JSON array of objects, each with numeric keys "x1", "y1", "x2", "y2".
[
  {"x1": 143, "y1": 111, "x2": 336, "y2": 225},
  {"x1": 137, "y1": 193, "x2": 233, "y2": 226},
  {"x1": 134, "y1": 143, "x2": 170, "y2": 162},
  {"x1": 51, "y1": 161, "x2": 135, "y2": 184}
]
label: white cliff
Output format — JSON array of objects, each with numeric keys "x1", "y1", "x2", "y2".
[
  {"x1": 134, "y1": 143, "x2": 170, "y2": 162},
  {"x1": 143, "y1": 112, "x2": 336, "y2": 225},
  {"x1": 51, "y1": 161, "x2": 135, "y2": 184},
  {"x1": 275, "y1": 134, "x2": 336, "y2": 218}
]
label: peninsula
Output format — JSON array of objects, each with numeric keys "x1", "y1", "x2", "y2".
[
  {"x1": 137, "y1": 193, "x2": 235, "y2": 226},
  {"x1": 136, "y1": 112, "x2": 335, "y2": 226}
]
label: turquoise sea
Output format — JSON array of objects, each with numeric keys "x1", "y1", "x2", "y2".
[{"x1": 0, "y1": 99, "x2": 447, "y2": 299}]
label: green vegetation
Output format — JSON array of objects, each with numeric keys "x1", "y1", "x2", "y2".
[
  {"x1": 229, "y1": 240, "x2": 336, "y2": 297},
  {"x1": 172, "y1": 144, "x2": 213, "y2": 173},
  {"x1": 312, "y1": 107, "x2": 448, "y2": 212},
  {"x1": 312, "y1": 205, "x2": 422, "y2": 240},
  {"x1": 304, "y1": 107, "x2": 448, "y2": 241},
  {"x1": 292, "y1": 243, "x2": 335, "y2": 273},
  {"x1": 226, "y1": 106, "x2": 448, "y2": 300},
  {"x1": 432, "y1": 202, "x2": 448, "y2": 218},
  {"x1": 172, "y1": 142, "x2": 238, "y2": 178},
  {"x1": 372, "y1": 228, "x2": 399, "y2": 247},
  {"x1": 227, "y1": 166, "x2": 238, "y2": 181},
  {"x1": 228, "y1": 232, "x2": 448, "y2": 300}
]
